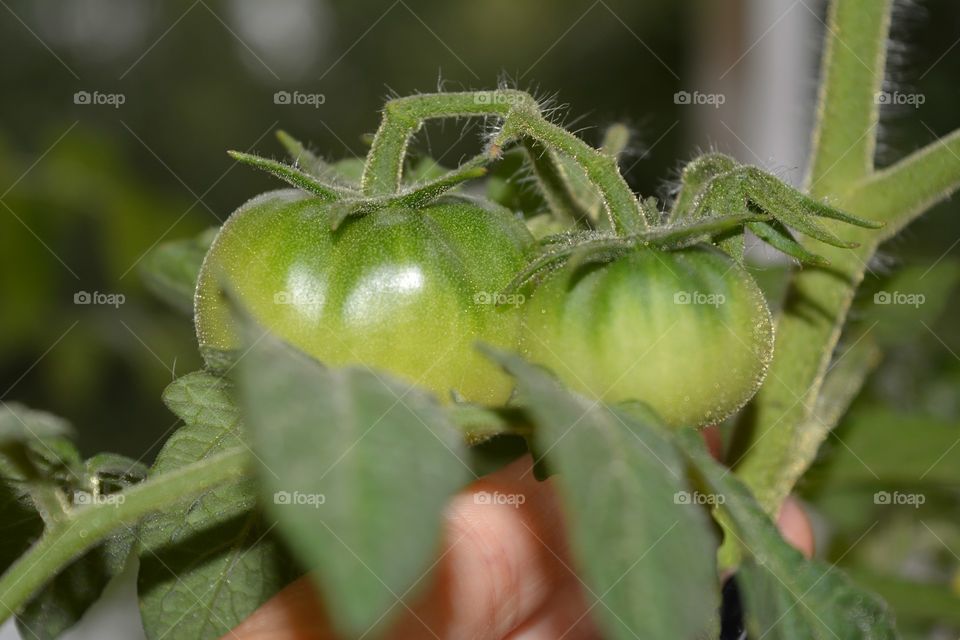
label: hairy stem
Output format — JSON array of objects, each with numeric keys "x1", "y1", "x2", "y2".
[
  {"x1": 0, "y1": 447, "x2": 251, "y2": 623},
  {"x1": 733, "y1": 0, "x2": 895, "y2": 512},
  {"x1": 361, "y1": 90, "x2": 645, "y2": 235},
  {"x1": 805, "y1": 0, "x2": 892, "y2": 197}
]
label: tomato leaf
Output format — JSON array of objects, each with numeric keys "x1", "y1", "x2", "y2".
[
  {"x1": 677, "y1": 430, "x2": 898, "y2": 639},
  {"x1": 16, "y1": 521, "x2": 136, "y2": 640},
  {"x1": 237, "y1": 333, "x2": 472, "y2": 638},
  {"x1": 137, "y1": 371, "x2": 297, "y2": 640},
  {"x1": 0, "y1": 402, "x2": 73, "y2": 447},
  {"x1": 486, "y1": 348, "x2": 720, "y2": 640},
  {"x1": 12, "y1": 444, "x2": 144, "y2": 640},
  {"x1": 227, "y1": 151, "x2": 346, "y2": 201},
  {"x1": 139, "y1": 228, "x2": 217, "y2": 315},
  {"x1": 0, "y1": 480, "x2": 43, "y2": 575}
]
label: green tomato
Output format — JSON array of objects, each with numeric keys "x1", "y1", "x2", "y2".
[
  {"x1": 196, "y1": 190, "x2": 533, "y2": 405},
  {"x1": 521, "y1": 245, "x2": 774, "y2": 427}
]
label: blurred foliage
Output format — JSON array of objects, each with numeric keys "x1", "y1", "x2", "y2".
[{"x1": 1, "y1": 0, "x2": 959, "y2": 636}]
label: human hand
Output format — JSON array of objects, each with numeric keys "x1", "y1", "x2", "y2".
[{"x1": 229, "y1": 437, "x2": 813, "y2": 640}]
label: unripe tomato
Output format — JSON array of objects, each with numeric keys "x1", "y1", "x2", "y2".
[
  {"x1": 196, "y1": 190, "x2": 533, "y2": 405},
  {"x1": 521, "y1": 245, "x2": 774, "y2": 427}
]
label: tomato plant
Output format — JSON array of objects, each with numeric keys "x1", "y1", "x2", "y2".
[{"x1": 3, "y1": 1, "x2": 960, "y2": 639}]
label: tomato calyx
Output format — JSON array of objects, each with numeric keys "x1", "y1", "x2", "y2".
[
  {"x1": 226, "y1": 146, "x2": 491, "y2": 231},
  {"x1": 504, "y1": 152, "x2": 883, "y2": 294}
]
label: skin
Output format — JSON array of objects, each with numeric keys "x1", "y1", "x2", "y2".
[
  {"x1": 227, "y1": 429, "x2": 813, "y2": 640},
  {"x1": 196, "y1": 190, "x2": 533, "y2": 405},
  {"x1": 521, "y1": 246, "x2": 775, "y2": 428}
]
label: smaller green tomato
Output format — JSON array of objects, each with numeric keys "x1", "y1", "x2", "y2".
[
  {"x1": 521, "y1": 245, "x2": 774, "y2": 427},
  {"x1": 196, "y1": 189, "x2": 533, "y2": 405}
]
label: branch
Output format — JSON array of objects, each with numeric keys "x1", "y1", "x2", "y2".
[
  {"x1": 733, "y1": 0, "x2": 896, "y2": 512},
  {"x1": 0, "y1": 448, "x2": 251, "y2": 623},
  {"x1": 848, "y1": 128, "x2": 960, "y2": 238},
  {"x1": 806, "y1": 0, "x2": 893, "y2": 197}
]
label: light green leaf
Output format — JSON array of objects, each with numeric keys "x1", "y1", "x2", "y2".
[
  {"x1": 139, "y1": 228, "x2": 217, "y2": 314},
  {"x1": 238, "y1": 334, "x2": 471, "y2": 638},
  {"x1": 137, "y1": 371, "x2": 296, "y2": 640},
  {"x1": 16, "y1": 453, "x2": 145, "y2": 640},
  {"x1": 680, "y1": 431, "x2": 898, "y2": 639},
  {"x1": 0, "y1": 480, "x2": 43, "y2": 575},
  {"x1": 488, "y1": 349, "x2": 719, "y2": 640},
  {"x1": 859, "y1": 261, "x2": 960, "y2": 348},
  {"x1": 0, "y1": 402, "x2": 73, "y2": 447},
  {"x1": 807, "y1": 407, "x2": 960, "y2": 488},
  {"x1": 16, "y1": 525, "x2": 135, "y2": 640}
]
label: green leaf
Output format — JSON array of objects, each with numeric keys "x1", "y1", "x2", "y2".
[
  {"x1": 228, "y1": 151, "x2": 345, "y2": 201},
  {"x1": 487, "y1": 349, "x2": 719, "y2": 640},
  {"x1": 275, "y1": 130, "x2": 332, "y2": 179},
  {"x1": 327, "y1": 154, "x2": 488, "y2": 230},
  {"x1": 137, "y1": 371, "x2": 296, "y2": 640},
  {"x1": 16, "y1": 526, "x2": 135, "y2": 640},
  {"x1": 0, "y1": 402, "x2": 73, "y2": 447},
  {"x1": 0, "y1": 480, "x2": 43, "y2": 575},
  {"x1": 237, "y1": 333, "x2": 471, "y2": 638},
  {"x1": 858, "y1": 261, "x2": 960, "y2": 348},
  {"x1": 16, "y1": 452, "x2": 146, "y2": 640},
  {"x1": 139, "y1": 228, "x2": 217, "y2": 314},
  {"x1": 807, "y1": 407, "x2": 960, "y2": 488},
  {"x1": 679, "y1": 431, "x2": 898, "y2": 639}
]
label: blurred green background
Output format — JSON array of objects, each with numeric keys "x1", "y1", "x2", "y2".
[{"x1": 1, "y1": 0, "x2": 958, "y2": 636}]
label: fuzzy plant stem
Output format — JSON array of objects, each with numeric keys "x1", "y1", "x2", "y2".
[
  {"x1": 733, "y1": 0, "x2": 960, "y2": 513},
  {"x1": 360, "y1": 90, "x2": 646, "y2": 235},
  {"x1": 0, "y1": 447, "x2": 251, "y2": 624}
]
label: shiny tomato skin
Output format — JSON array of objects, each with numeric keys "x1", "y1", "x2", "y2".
[
  {"x1": 196, "y1": 189, "x2": 533, "y2": 405},
  {"x1": 521, "y1": 245, "x2": 774, "y2": 427}
]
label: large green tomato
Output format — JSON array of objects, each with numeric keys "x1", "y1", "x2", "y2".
[
  {"x1": 521, "y1": 245, "x2": 774, "y2": 427},
  {"x1": 196, "y1": 189, "x2": 533, "y2": 405}
]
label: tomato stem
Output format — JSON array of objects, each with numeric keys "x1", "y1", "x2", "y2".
[
  {"x1": 0, "y1": 448, "x2": 251, "y2": 624},
  {"x1": 361, "y1": 90, "x2": 647, "y2": 236}
]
